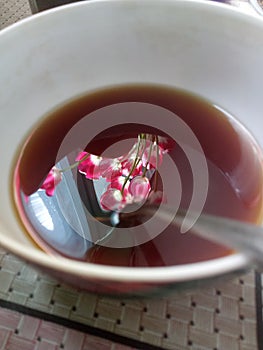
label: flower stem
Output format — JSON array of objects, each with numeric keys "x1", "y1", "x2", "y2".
[
  {"x1": 142, "y1": 135, "x2": 155, "y2": 177},
  {"x1": 59, "y1": 152, "x2": 90, "y2": 173},
  {"x1": 153, "y1": 135, "x2": 159, "y2": 191},
  {"x1": 121, "y1": 134, "x2": 143, "y2": 194}
]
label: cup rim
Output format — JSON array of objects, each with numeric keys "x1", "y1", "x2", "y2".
[
  {"x1": 249, "y1": 0, "x2": 263, "y2": 15},
  {"x1": 0, "y1": 233, "x2": 249, "y2": 282}
]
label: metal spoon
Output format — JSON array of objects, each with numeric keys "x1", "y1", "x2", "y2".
[{"x1": 139, "y1": 205, "x2": 263, "y2": 268}]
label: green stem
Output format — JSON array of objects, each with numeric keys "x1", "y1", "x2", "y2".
[
  {"x1": 59, "y1": 152, "x2": 90, "y2": 173},
  {"x1": 153, "y1": 135, "x2": 159, "y2": 191}
]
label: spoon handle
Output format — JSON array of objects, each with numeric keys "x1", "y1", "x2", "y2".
[{"x1": 144, "y1": 206, "x2": 263, "y2": 268}]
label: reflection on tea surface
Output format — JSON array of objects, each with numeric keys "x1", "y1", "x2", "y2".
[{"x1": 13, "y1": 85, "x2": 263, "y2": 266}]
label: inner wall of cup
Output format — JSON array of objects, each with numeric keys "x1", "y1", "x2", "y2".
[{"x1": 1, "y1": 0, "x2": 263, "y2": 249}]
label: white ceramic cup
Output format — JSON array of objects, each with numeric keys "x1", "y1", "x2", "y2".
[
  {"x1": 1, "y1": 0, "x2": 263, "y2": 296},
  {"x1": 250, "y1": 0, "x2": 263, "y2": 15}
]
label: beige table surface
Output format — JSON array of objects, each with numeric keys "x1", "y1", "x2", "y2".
[{"x1": 0, "y1": 1, "x2": 263, "y2": 349}]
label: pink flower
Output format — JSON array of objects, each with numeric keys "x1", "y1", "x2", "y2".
[
  {"x1": 98, "y1": 157, "x2": 122, "y2": 181},
  {"x1": 40, "y1": 167, "x2": 62, "y2": 196},
  {"x1": 108, "y1": 175, "x2": 132, "y2": 198},
  {"x1": 76, "y1": 152, "x2": 102, "y2": 180},
  {"x1": 100, "y1": 188, "x2": 125, "y2": 211},
  {"x1": 142, "y1": 141, "x2": 163, "y2": 169},
  {"x1": 36, "y1": 133, "x2": 174, "y2": 213},
  {"x1": 128, "y1": 176, "x2": 151, "y2": 203},
  {"x1": 76, "y1": 152, "x2": 90, "y2": 173},
  {"x1": 101, "y1": 174, "x2": 140, "y2": 211},
  {"x1": 158, "y1": 136, "x2": 176, "y2": 153},
  {"x1": 109, "y1": 175, "x2": 127, "y2": 191},
  {"x1": 121, "y1": 153, "x2": 143, "y2": 177}
]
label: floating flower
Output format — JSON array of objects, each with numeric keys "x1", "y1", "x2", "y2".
[{"x1": 40, "y1": 167, "x2": 62, "y2": 196}]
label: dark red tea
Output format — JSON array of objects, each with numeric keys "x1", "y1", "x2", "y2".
[{"x1": 12, "y1": 84, "x2": 263, "y2": 267}]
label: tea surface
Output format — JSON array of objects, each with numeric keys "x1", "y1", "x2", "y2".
[{"x1": 13, "y1": 84, "x2": 263, "y2": 266}]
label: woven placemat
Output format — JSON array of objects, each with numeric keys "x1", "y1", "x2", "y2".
[
  {"x1": 0, "y1": 1, "x2": 262, "y2": 349},
  {"x1": 0, "y1": 307, "x2": 134, "y2": 350},
  {"x1": 0, "y1": 248, "x2": 259, "y2": 350},
  {"x1": 0, "y1": 0, "x2": 31, "y2": 29}
]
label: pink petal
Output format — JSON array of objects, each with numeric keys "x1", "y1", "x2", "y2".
[
  {"x1": 98, "y1": 157, "x2": 122, "y2": 181},
  {"x1": 76, "y1": 152, "x2": 90, "y2": 174},
  {"x1": 158, "y1": 136, "x2": 176, "y2": 152},
  {"x1": 76, "y1": 151, "x2": 88, "y2": 162},
  {"x1": 142, "y1": 141, "x2": 163, "y2": 169},
  {"x1": 100, "y1": 188, "x2": 125, "y2": 211},
  {"x1": 76, "y1": 152, "x2": 102, "y2": 180},
  {"x1": 40, "y1": 167, "x2": 62, "y2": 196},
  {"x1": 129, "y1": 176, "x2": 151, "y2": 203},
  {"x1": 121, "y1": 155, "x2": 142, "y2": 177},
  {"x1": 109, "y1": 175, "x2": 130, "y2": 195}
]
